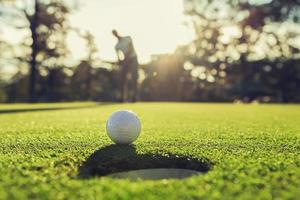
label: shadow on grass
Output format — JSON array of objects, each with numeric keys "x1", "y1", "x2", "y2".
[
  {"x1": 0, "y1": 103, "x2": 114, "y2": 114},
  {"x1": 78, "y1": 144, "x2": 212, "y2": 179}
]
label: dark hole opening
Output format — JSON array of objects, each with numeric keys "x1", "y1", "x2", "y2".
[{"x1": 78, "y1": 145, "x2": 212, "y2": 180}]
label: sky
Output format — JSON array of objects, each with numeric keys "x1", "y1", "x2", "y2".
[{"x1": 67, "y1": 0, "x2": 194, "y2": 63}]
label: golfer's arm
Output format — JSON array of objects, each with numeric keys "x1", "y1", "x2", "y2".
[
  {"x1": 116, "y1": 55, "x2": 122, "y2": 64},
  {"x1": 113, "y1": 48, "x2": 120, "y2": 64},
  {"x1": 116, "y1": 49, "x2": 126, "y2": 65}
]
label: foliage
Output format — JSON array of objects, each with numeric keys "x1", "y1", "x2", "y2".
[
  {"x1": 0, "y1": 0, "x2": 72, "y2": 102},
  {"x1": 181, "y1": 0, "x2": 300, "y2": 102}
]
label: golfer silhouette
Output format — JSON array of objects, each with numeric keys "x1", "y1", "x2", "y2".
[{"x1": 112, "y1": 30, "x2": 139, "y2": 102}]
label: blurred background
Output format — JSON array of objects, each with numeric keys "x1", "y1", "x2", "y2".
[{"x1": 0, "y1": 0, "x2": 299, "y2": 103}]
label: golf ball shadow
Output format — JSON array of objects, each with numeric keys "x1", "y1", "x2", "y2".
[{"x1": 78, "y1": 145, "x2": 212, "y2": 180}]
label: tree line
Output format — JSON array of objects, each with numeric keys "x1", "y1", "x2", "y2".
[{"x1": 0, "y1": 0, "x2": 299, "y2": 103}]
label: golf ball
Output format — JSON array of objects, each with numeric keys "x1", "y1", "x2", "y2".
[{"x1": 106, "y1": 110, "x2": 141, "y2": 144}]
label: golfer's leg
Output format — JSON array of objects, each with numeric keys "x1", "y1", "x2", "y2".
[
  {"x1": 131, "y1": 58, "x2": 139, "y2": 102},
  {"x1": 120, "y1": 66, "x2": 127, "y2": 102}
]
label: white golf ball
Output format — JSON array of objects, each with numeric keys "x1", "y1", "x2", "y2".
[{"x1": 106, "y1": 110, "x2": 141, "y2": 144}]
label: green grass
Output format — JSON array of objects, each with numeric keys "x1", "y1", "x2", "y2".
[{"x1": 0, "y1": 102, "x2": 299, "y2": 200}]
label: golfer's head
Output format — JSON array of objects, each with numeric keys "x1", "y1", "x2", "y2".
[{"x1": 112, "y1": 29, "x2": 120, "y2": 39}]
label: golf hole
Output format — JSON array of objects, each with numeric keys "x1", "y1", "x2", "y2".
[
  {"x1": 107, "y1": 168, "x2": 202, "y2": 180},
  {"x1": 79, "y1": 145, "x2": 211, "y2": 180}
]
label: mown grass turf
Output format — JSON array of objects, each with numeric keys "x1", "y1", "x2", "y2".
[{"x1": 0, "y1": 102, "x2": 299, "y2": 200}]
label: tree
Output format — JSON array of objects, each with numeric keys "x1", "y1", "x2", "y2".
[
  {"x1": 71, "y1": 30, "x2": 98, "y2": 100},
  {"x1": 183, "y1": 0, "x2": 300, "y2": 102},
  {"x1": 0, "y1": 0, "x2": 71, "y2": 102}
]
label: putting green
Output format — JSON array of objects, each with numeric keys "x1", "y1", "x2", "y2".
[{"x1": 0, "y1": 102, "x2": 299, "y2": 199}]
